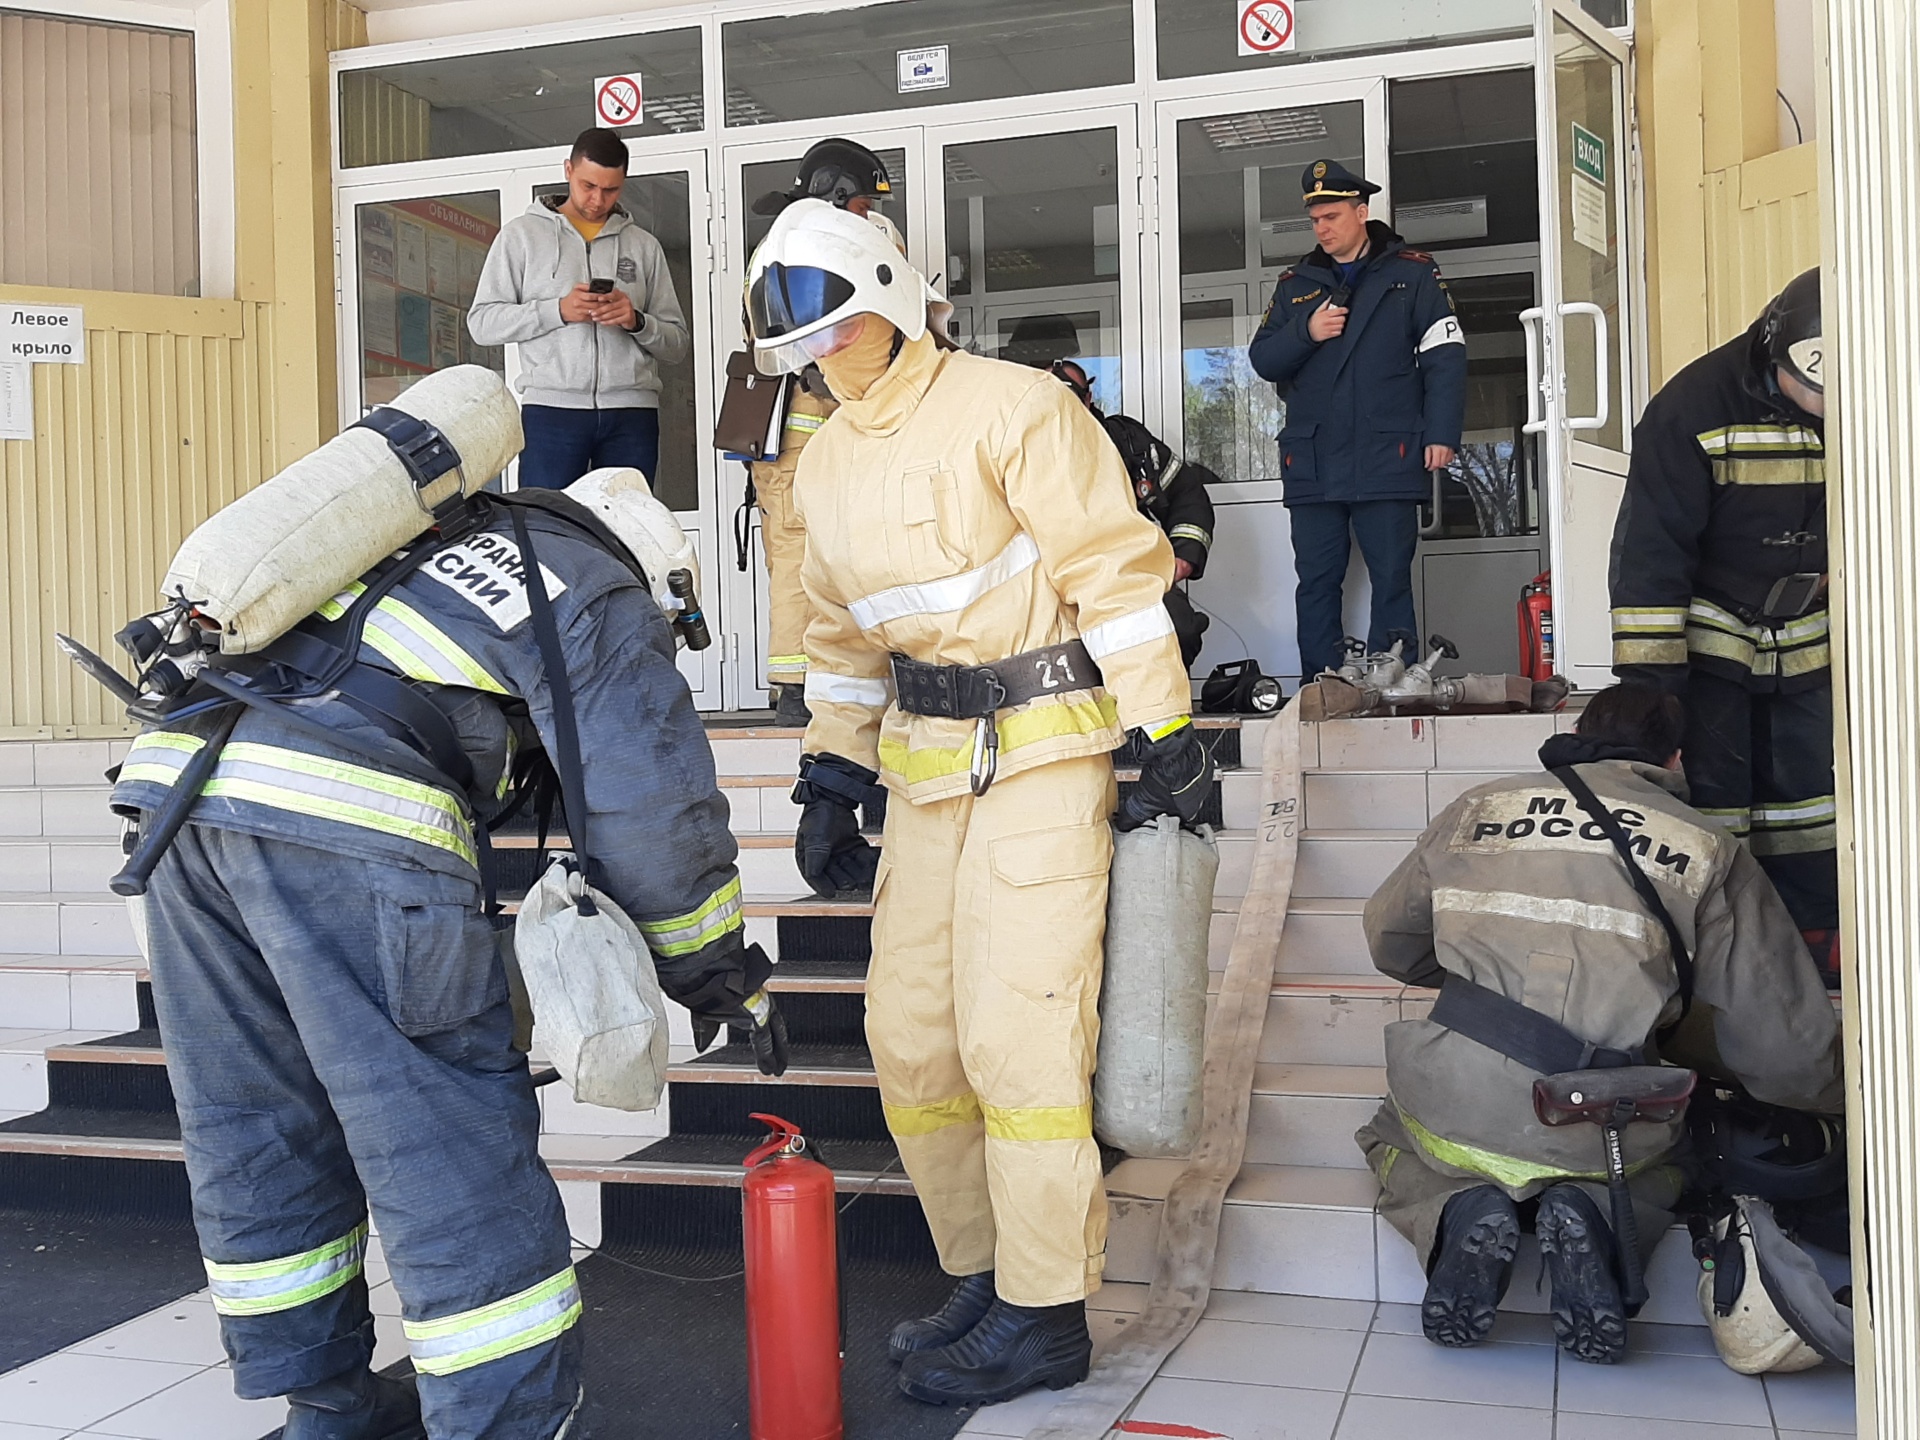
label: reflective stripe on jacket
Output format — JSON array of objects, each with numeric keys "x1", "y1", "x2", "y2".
[
  {"x1": 1363, "y1": 759, "x2": 1843, "y2": 1193},
  {"x1": 792, "y1": 332, "x2": 1191, "y2": 804}
]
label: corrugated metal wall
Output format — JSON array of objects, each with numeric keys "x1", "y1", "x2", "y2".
[
  {"x1": 1703, "y1": 145, "x2": 1822, "y2": 347},
  {"x1": 0, "y1": 298, "x2": 278, "y2": 735}
]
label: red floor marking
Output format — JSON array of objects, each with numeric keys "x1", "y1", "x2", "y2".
[{"x1": 1115, "y1": 1424, "x2": 1231, "y2": 1438}]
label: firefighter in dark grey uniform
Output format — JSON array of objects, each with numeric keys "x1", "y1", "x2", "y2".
[
  {"x1": 1357, "y1": 685, "x2": 1841, "y2": 1366},
  {"x1": 1608, "y1": 269, "x2": 1834, "y2": 978}
]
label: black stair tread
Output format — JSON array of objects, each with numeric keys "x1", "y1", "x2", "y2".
[
  {"x1": 767, "y1": 956, "x2": 869, "y2": 980},
  {"x1": 675, "y1": 1041, "x2": 873, "y2": 1076},
  {"x1": 0, "y1": 1106, "x2": 181, "y2": 1141},
  {"x1": 615, "y1": 1131, "x2": 900, "y2": 1176},
  {"x1": 66, "y1": 1028, "x2": 161, "y2": 1054}
]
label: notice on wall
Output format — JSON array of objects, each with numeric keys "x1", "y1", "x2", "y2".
[
  {"x1": 361, "y1": 281, "x2": 398, "y2": 359},
  {"x1": 1236, "y1": 0, "x2": 1296, "y2": 57},
  {"x1": 2, "y1": 304, "x2": 85, "y2": 365},
  {"x1": 897, "y1": 45, "x2": 949, "y2": 93},
  {"x1": 397, "y1": 292, "x2": 432, "y2": 368},
  {"x1": 429, "y1": 302, "x2": 462, "y2": 370},
  {"x1": 1569, "y1": 121, "x2": 1609, "y2": 255},
  {"x1": 426, "y1": 229, "x2": 459, "y2": 301},
  {"x1": 0, "y1": 362, "x2": 30, "y2": 440},
  {"x1": 594, "y1": 73, "x2": 643, "y2": 128},
  {"x1": 396, "y1": 217, "x2": 429, "y2": 295}
]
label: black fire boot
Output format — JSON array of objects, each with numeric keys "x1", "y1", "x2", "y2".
[
  {"x1": 897, "y1": 1296, "x2": 1092, "y2": 1406},
  {"x1": 1422, "y1": 1184, "x2": 1520, "y2": 1348},
  {"x1": 889, "y1": 1270, "x2": 997, "y2": 1362},
  {"x1": 773, "y1": 684, "x2": 813, "y2": 728},
  {"x1": 1536, "y1": 1183, "x2": 1630, "y2": 1364},
  {"x1": 283, "y1": 1368, "x2": 425, "y2": 1440}
]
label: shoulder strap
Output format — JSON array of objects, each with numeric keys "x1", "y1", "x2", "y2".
[
  {"x1": 1552, "y1": 764, "x2": 1694, "y2": 1027},
  {"x1": 506, "y1": 504, "x2": 601, "y2": 912}
]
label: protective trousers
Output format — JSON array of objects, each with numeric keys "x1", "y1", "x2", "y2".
[
  {"x1": 866, "y1": 755, "x2": 1116, "y2": 1307},
  {"x1": 1357, "y1": 1106, "x2": 1686, "y2": 1270},
  {"x1": 753, "y1": 428, "x2": 823, "y2": 688},
  {"x1": 145, "y1": 825, "x2": 582, "y2": 1440},
  {"x1": 1683, "y1": 670, "x2": 1838, "y2": 932}
]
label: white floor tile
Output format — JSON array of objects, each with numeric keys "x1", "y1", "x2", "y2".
[
  {"x1": 1630, "y1": 1321, "x2": 1721, "y2": 1357},
  {"x1": 368, "y1": 1280, "x2": 404, "y2": 1316},
  {"x1": 82, "y1": 1364, "x2": 286, "y2": 1440},
  {"x1": 1552, "y1": 1416, "x2": 1774, "y2": 1440},
  {"x1": 1780, "y1": 1432, "x2": 1858, "y2": 1440},
  {"x1": 372, "y1": 1313, "x2": 409, "y2": 1371},
  {"x1": 1088, "y1": 1280, "x2": 1148, "y2": 1314},
  {"x1": 1764, "y1": 1364, "x2": 1858, "y2": 1433},
  {"x1": 1348, "y1": 1330, "x2": 1554, "y2": 1410},
  {"x1": 0, "y1": 1353, "x2": 204, "y2": 1430},
  {"x1": 1126, "y1": 1376, "x2": 1345, "y2": 1440},
  {"x1": 1554, "y1": 1348, "x2": 1773, "y2": 1428},
  {"x1": 69, "y1": 1297, "x2": 226, "y2": 1366},
  {"x1": 1204, "y1": 1292, "x2": 1375, "y2": 1331},
  {"x1": 1161, "y1": 1317, "x2": 1366, "y2": 1393},
  {"x1": 0, "y1": 1423, "x2": 71, "y2": 1440},
  {"x1": 1368, "y1": 1302, "x2": 1556, "y2": 1346},
  {"x1": 1333, "y1": 1393, "x2": 1552, "y2": 1440}
]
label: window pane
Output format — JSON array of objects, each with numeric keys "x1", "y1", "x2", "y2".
[
  {"x1": 0, "y1": 10, "x2": 198, "y2": 295},
  {"x1": 340, "y1": 29, "x2": 703, "y2": 168},
  {"x1": 1428, "y1": 272, "x2": 1541, "y2": 538},
  {"x1": 724, "y1": 0, "x2": 1131, "y2": 126},
  {"x1": 740, "y1": 148, "x2": 912, "y2": 263},
  {"x1": 1552, "y1": 17, "x2": 1626, "y2": 451},
  {"x1": 1581, "y1": 0, "x2": 1629, "y2": 26},
  {"x1": 1174, "y1": 103, "x2": 1364, "y2": 484},
  {"x1": 530, "y1": 174, "x2": 700, "y2": 512},
  {"x1": 1156, "y1": 0, "x2": 1529, "y2": 80},
  {"x1": 356, "y1": 193, "x2": 505, "y2": 415},
  {"x1": 1388, "y1": 71, "x2": 1538, "y2": 253},
  {"x1": 942, "y1": 130, "x2": 1123, "y2": 413}
]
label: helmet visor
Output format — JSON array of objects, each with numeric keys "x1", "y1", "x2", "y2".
[{"x1": 748, "y1": 262, "x2": 856, "y2": 341}]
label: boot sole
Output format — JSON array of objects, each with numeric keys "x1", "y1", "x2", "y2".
[
  {"x1": 898, "y1": 1357, "x2": 1090, "y2": 1406},
  {"x1": 1537, "y1": 1190, "x2": 1628, "y2": 1365},
  {"x1": 1422, "y1": 1206, "x2": 1520, "y2": 1347}
]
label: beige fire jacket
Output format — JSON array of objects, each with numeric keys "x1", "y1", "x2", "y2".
[
  {"x1": 1364, "y1": 758, "x2": 1843, "y2": 1194},
  {"x1": 793, "y1": 331, "x2": 1190, "y2": 804}
]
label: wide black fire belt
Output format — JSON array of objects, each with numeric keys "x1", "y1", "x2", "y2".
[
  {"x1": 1429, "y1": 972, "x2": 1644, "y2": 1075},
  {"x1": 890, "y1": 640, "x2": 1101, "y2": 719}
]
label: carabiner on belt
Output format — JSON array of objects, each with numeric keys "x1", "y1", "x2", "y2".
[{"x1": 969, "y1": 714, "x2": 999, "y2": 796}]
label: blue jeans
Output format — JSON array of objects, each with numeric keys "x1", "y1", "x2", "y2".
[
  {"x1": 518, "y1": 404, "x2": 659, "y2": 490},
  {"x1": 1289, "y1": 499, "x2": 1420, "y2": 679},
  {"x1": 145, "y1": 825, "x2": 582, "y2": 1439}
]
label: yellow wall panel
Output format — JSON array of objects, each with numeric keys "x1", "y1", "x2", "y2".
[
  {"x1": 1703, "y1": 144, "x2": 1821, "y2": 350},
  {"x1": 0, "y1": 303, "x2": 277, "y2": 737}
]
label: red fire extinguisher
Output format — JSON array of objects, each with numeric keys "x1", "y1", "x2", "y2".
[
  {"x1": 744, "y1": 1113, "x2": 843, "y2": 1440},
  {"x1": 1518, "y1": 571, "x2": 1554, "y2": 680}
]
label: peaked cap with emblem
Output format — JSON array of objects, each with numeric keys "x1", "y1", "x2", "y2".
[{"x1": 1301, "y1": 158, "x2": 1381, "y2": 206}]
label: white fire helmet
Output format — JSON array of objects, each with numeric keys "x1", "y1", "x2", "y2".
[
  {"x1": 1698, "y1": 1195, "x2": 1853, "y2": 1375},
  {"x1": 562, "y1": 468, "x2": 701, "y2": 637},
  {"x1": 747, "y1": 198, "x2": 948, "y2": 375}
]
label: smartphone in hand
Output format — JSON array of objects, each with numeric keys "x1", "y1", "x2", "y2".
[{"x1": 587, "y1": 278, "x2": 615, "y2": 294}]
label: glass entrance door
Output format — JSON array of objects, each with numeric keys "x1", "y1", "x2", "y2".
[
  {"x1": 337, "y1": 147, "x2": 722, "y2": 706},
  {"x1": 1529, "y1": 1, "x2": 1634, "y2": 688}
]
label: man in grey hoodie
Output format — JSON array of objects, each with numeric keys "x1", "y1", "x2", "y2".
[{"x1": 469, "y1": 127, "x2": 689, "y2": 489}]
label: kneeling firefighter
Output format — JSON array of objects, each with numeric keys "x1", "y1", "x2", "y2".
[
  {"x1": 84, "y1": 368, "x2": 785, "y2": 1440},
  {"x1": 1357, "y1": 683, "x2": 1841, "y2": 1364},
  {"x1": 746, "y1": 200, "x2": 1212, "y2": 1406}
]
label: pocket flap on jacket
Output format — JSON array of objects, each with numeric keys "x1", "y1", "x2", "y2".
[
  {"x1": 1278, "y1": 420, "x2": 1318, "y2": 440},
  {"x1": 989, "y1": 824, "x2": 1112, "y2": 887}
]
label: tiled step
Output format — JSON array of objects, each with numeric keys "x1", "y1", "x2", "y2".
[
  {"x1": 0, "y1": 785, "x2": 119, "y2": 838},
  {"x1": 1307, "y1": 712, "x2": 1571, "y2": 773},
  {"x1": 1247, "y1": 1064, "x2": 1386, "y2": 1169},
  {"x1": 0, "y1": 892, "x2": 141, "y2": 956},
  {"x1": 0, "y1": 958, "x2": 144, "y2": 1032},
  {"x1": 0, "y1": 838, "x2": 124, "y2": 892}
]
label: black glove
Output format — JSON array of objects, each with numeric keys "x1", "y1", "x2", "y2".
[
  {"x1": 792, "y1": 752, "x2": 881, "y2": 898},
  {"x1": 1116, "y1": 721, "x2": 1214, "y2": 832},
  {"x1": 687, "y1": 941, "x2": 790, "y2": 1076}
]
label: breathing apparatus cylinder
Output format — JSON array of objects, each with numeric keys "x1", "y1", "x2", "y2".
[
  {"x1": 1095, "y1": 814, "x2": 1219, "y2": 1157},
  {"x1": 742, "y1": 1114, "x2": 843, "y2": 1440},
  {"x1": 163, "y1": 366, "x2": 522, "y2": 654}
]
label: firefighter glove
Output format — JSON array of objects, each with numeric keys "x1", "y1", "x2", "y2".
[
  {"x1": 792, "y1": 752, "x2": 881, "y2": 898},
  {"x1": 688, "y1": 941, "x2": 790, "y2": 1076},
  {"x1": 1116, "y1": 719, "x2": 1214, "y2": 832}
]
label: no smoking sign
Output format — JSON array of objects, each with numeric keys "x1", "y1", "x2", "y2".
[
  {"x1": 1237, "y1": 0, "x2": 1296, "y2": 56},
  {"x1": 593, "y1": 72, "x2": 643, "y2": 128}
]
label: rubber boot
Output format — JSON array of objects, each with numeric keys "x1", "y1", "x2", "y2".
[
  {"x1": 1536, "y1": 1183, "x2": 1629, "y2": 1364},
  {"x1": 774, "y1": 684, "x2": 813, "y2": 728},
  {"x1": 889, "y1": 1270, "x2": 997, "y2": 1363},
  {"x1": 1421, "y1": 1184, "x2": 1520, "y2": 1348},
  {"x1": 897, "y1": 1296, "x2": 1092, "y2": 1406},
  {"x1": 283, "y1": 1368, "x2": 425, "y2": 1440}
]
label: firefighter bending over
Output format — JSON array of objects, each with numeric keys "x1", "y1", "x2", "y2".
[
  {"x1": 1358, "y1": 684, "x2": 1841, "y2": 1365},
  {"x1": 746, "y1": 200, "x2": 1210, "y2": 1407}
]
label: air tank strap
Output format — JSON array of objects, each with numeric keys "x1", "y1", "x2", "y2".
[{"x1": 353, "y1": 406, "x2": 469, "y2": 520}]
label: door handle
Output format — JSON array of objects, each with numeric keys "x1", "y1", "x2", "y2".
[
  {"x1": 1559, "y1": 301, "x2": 1610, "y2": 432},
  {"x1": 1417, "y1": 464, "x2": 1446, "y2": 539},
  {"x1": 1519, "y1": 306, "x2": 1548, "y2": 435}
]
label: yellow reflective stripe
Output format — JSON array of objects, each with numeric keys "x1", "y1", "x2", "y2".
[
  {"x1": 1780, "y1": 642, "x2": 1831, "y2": 677},
  {"x1": 367, "y1": 596, "x2": 507, "y2": 695},
  {"x1": 1399, "y1": 1110, "x2": 1665, "y2": 1190},
  {"x1": 202, "y1": 776, "x2": 477, "y2": 867},
  {"x1": 1168, "y1": 523, "x2": 1212, "y2": 547},
  {"x1": 129, "y1": 730, "x2": 207, "y2": 757},
  {"x1": 876, "y1": 695, "x2": 1121, "y2": 785},
  {"x1": 496, "y1": 729, "x2": 517, "y2": 802},
  {"x1": 785, "y1": 412, "x2": 825, "y2": 433},
  {"x1": 1749, "y1": 824, "x2": 1838, "y2": 857},
  {"x1": 1709, "y1": 457, "x2": 1826, "y2": 487},
  {"x1": 1610, "y1": 606, "x2": 1688, "y2": 634},
  {"x1": 404, "y1": 1266, "x2": 582, "y2": 1377},
  {"x1": 1696, "y1": 424, "x2": 1823, "y2": 454},
  {"x1": 1377, "y1": 1145, "x2": 1399, "y2": 1184},
  {"x1": 315, "y1": 582, "x2": 367, "y2": 621},
  {"x1": 636, "y1": 876, "x2": 744, "y2": 957},
  {"x1": 1696, "y1": 806, "x2": 1753, "y2": 837},
  {"x1": 205, "y1": 1221, "x2": 368, "y2": 1317},
  {"x1": 1613, "y1": 637, "x2": 1689, "y2": 667},
  {"x1": 884, "y1": 1092, "x2": 983, "y2": 1137},
  {"x1": 766, "y1": 654, "x2": 810, "y2": 670},
  {"x1": 1144, "y1": 716, "x2": 1192, "y2": 742},
  {"x1": 1751, "y1": 796, "x2": 1837, "y2": 827},
  {"x1": 981, "y1": 1101, "x2": 1092, "y2": 1142}
]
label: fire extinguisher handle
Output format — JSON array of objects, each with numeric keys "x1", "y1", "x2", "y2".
[{"x1": 745, "y1": 1112, "x2": 805, "y2": 1168}]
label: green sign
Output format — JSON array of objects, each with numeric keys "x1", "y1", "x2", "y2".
[{"x1": 1572, "y1": 123, "x2": 1607, "y2": 186}]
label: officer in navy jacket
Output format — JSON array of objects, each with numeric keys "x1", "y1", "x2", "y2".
[{"x1": 1248, "y1": 160, "x2": 1468, "y2": 679}]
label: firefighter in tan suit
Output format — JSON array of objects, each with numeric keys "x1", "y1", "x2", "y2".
[{"x1": 746, "y1": 200, "x2": 1212, "y2": 1408}]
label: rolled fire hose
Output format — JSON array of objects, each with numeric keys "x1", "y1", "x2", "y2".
[{"x1": 1025, "y1": 702, "x2": 1303, "y2": 1440}]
